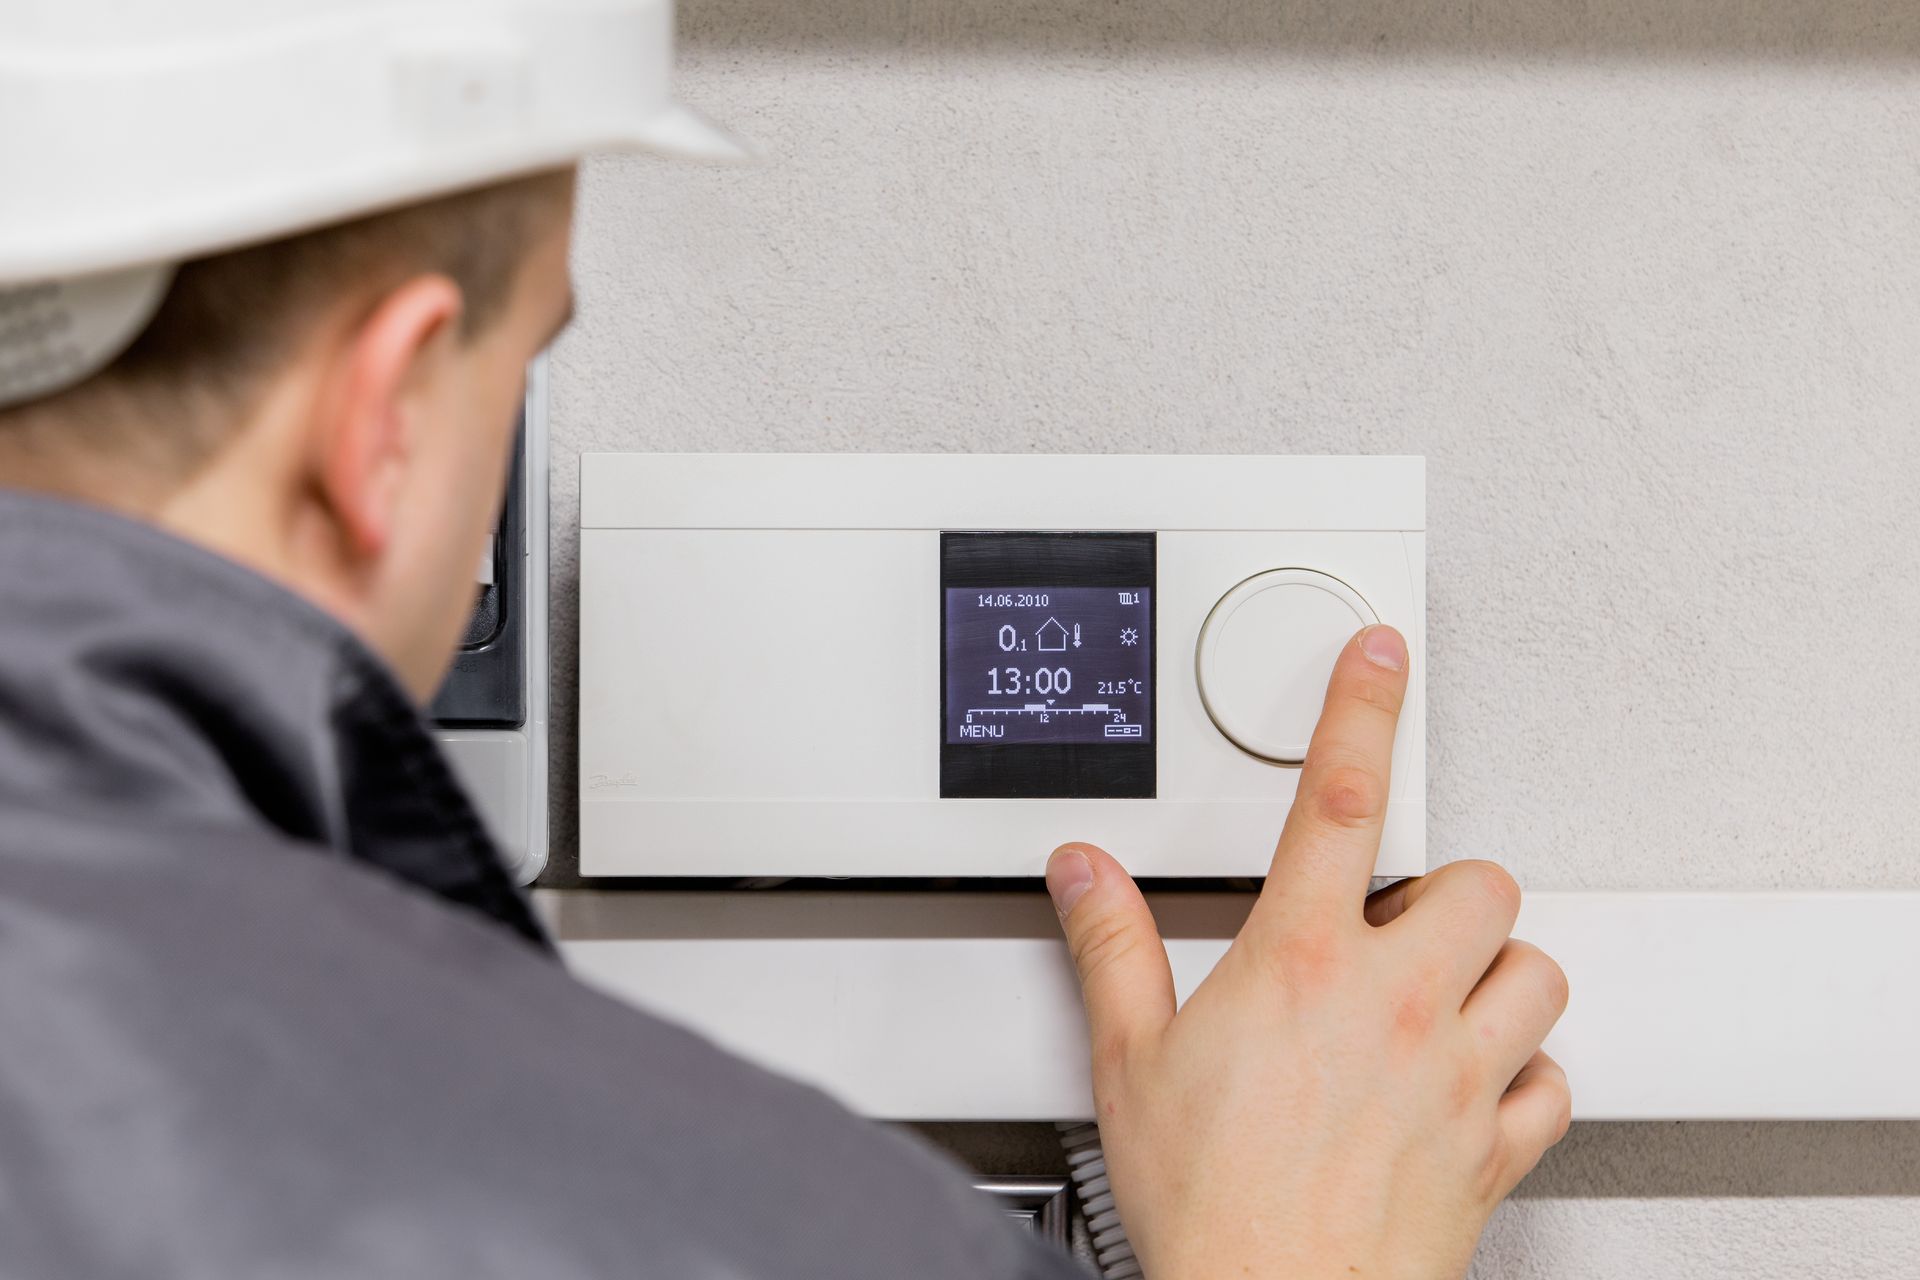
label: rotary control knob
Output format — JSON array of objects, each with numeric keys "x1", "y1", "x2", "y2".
[{"x1": 1195, "y1": 568, "x2": 1380, "y2": 765}]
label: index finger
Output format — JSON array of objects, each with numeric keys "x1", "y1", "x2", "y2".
[{"x1": 1255, "y1": 624, "x2": 1409, "y2": 923}]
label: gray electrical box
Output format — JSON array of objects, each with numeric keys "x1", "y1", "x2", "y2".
[
  {"x1": 432, "y1": 426, "x2": 527, "y2": 727},
  {"x1": 431, "y1": 360, "x2": 549, "y2": 882}
]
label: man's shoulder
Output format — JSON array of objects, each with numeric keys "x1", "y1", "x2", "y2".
[{"x1": 0, "y1": 803, "x2": 1076, "y2": 1280}]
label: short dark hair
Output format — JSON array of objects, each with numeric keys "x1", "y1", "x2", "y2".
[{"x1": 0, "y1": 169, "x2": 571, "y2": 476}]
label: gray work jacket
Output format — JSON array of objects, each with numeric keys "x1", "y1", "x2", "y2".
[{"x1": 0, "y1": 491, "x2": 1079, "y2": 1280}]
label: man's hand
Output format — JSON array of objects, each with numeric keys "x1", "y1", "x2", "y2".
[{"x1": 1047, "y1": 625, "x2": 1570, "y2": 1280}]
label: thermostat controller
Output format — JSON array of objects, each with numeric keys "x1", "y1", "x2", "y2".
[{"x1": 578, "y1": 454, "x2": 1424, "y2": 879}]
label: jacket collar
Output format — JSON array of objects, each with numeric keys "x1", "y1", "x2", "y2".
[{"x1": 0, "y1": 489, "x2": 549, "y2": 950}]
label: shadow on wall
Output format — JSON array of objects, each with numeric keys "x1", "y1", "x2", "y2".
[
  {"x1": 1516, "y1": 1122, "x2": 1920, "y2": 1198},
  {"x1": 906, "y1": 1121, "x2": 1920, "y2": 1197},
  {"x1": 681, "y1": 0, "x2": 1920, "y2": 60}
]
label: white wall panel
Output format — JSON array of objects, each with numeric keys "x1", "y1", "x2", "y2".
[{"x1": 555, "y1": 890, "x2": 1920, "y2": 1121}]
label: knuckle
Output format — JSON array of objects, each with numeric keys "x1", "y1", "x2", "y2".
[
  {"x1": 1504, "y1": 940, "x2": 1569, "y2": 1015},
  {"x1": 1553, "y1": 1086, "x2": 1575, "y2": 1143},
  {"x1": 1536, "y1": 953, "x2": 1572, "y2": 1015},
  {"x1": 1070, "y1": 911, "x2": 1141, "y2": 988},
  {"x1": 1456, "y1": 859, "x2": 1522, "y2": 917},
  {"x1": 1258, "y1": 922, "x2": 1345, "y2": 997},
  {"x1": 1390, "y1": 982, "x2": 1438, "y2": 1046},
  {"x1": 1539, "y1": 1057, "x2": 1574, "y2": 1141},
  {"x1": 1305, "y1": 760, "x2": 1388, "y2": 830}
]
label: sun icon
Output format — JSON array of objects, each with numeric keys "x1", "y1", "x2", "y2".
[{"x1": 1119, "y1": 627, "x2": 1139, "y2": 646}]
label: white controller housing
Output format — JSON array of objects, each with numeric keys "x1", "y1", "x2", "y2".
[{"x1": 578, "y1": 454, "x2": 1424, "y2": 879}]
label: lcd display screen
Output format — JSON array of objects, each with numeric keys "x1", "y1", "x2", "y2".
[{"x1": 943, "y1": 586, "x2": 1153, "y2": 746}]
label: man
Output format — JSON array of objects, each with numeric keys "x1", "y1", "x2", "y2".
[{"x1": 0, "y1": 3, "x2": 1570, "y2": 1277}]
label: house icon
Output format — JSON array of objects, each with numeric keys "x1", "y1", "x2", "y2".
[{"x1": 1036, "y1": 618, "x2": 1069, "y2": 652}]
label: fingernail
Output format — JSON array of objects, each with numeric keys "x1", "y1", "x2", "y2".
[
  {"x1": 1046, "y1": 847, "x2": 1094, "y2": 918},
  {"x1": 1359, "y1": 625, "x2": 1407, "y2": 671}
]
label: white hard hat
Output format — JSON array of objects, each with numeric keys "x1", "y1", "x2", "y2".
[{"x1": 0, "y1": 0, "x2": 747, "y2": 410}]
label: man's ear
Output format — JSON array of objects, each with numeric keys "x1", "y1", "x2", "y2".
[{"x1": 315, "y1": 275, "x2": 464, "y2": 558}]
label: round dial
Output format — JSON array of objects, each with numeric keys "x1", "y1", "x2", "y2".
[{"x1": 1195, "y1": 568, "x2": 1380, "y2": 765}]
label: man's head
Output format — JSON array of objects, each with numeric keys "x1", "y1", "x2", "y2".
[{"x1": 0, "y1": 168, "x2": 578, "y2": 700}]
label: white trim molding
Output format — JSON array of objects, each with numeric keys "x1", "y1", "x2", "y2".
[{"x1": 550, "y1": 890, "x2": 1920, "y2": 1122}]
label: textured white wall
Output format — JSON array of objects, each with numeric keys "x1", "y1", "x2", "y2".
[{"x1": 547, "y1": 0, "x2": 1920, "y2": 1272}]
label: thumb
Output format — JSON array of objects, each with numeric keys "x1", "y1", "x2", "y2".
[{"x1": 1047, "y1": 844, "x2": 1177, "y2": 1068}]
